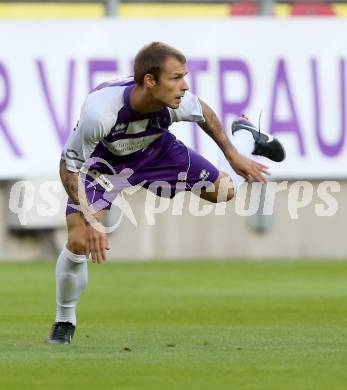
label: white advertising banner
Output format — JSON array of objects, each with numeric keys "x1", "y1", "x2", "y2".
[{"x1": 0, "y1": 19, "x2": 346, "y2": 179}]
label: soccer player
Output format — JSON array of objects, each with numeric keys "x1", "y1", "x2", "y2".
[{"x1": 47, "y1": 42, "x2": 285, "y2": 344}]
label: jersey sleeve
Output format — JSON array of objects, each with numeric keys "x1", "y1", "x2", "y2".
[
  {"x1": 169, "y1": 91, "x2": 205, "y2": 123},
  {"x1": 61, "y1": 105, "x2": 111, "y2": 172}
]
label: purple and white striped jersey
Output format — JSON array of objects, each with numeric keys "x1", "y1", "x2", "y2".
[{"x1": 62, "y1": 77, "x2": 205, "y2": 173}]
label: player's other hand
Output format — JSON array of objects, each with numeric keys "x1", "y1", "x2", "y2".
[
  {"x1": 85, "y1": 221, "x2": 110, "y2": 263},
  {"x1": 229, "y1": 151, "x2": 270, "y2": 183}
]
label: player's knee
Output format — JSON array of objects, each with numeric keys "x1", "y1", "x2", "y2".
[
  {"x1": 213, "y1": 188, "x2": 234, "y2": 203},
  {"x1": 225, "y1": 187, "x2": 235, "y2": 202},
  {"x1": 200, "y1": 188, "x2": 234, "y2": 203},
  {"x1": 67, "y1": 234, "x2": 87, "y2": 255},
  {"x1": 199, "y1": 179, "x2": 235, "y2": 203},
  {"x1": 215, "y1": 173, "x2": 235, "y2": 203}
]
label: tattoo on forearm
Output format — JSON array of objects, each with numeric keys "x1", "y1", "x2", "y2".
[
  {"x1": 198, "y1": 99, "x2": 237, "y2": 155},
  {"x1": 59, "y1": 159, "x2": 80, "y2": 205},
  {"x1": 60, "y1": 159, "x2": 98, "y2": 223}
]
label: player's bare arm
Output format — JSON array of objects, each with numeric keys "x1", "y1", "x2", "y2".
[
  {"x1": 59, "y1": 158, "x2": 93, "y2": 219},
  {"x1": 59, "y1": 159, "x2": 80, "y2": 205},
  {"x1": 198, "y1": 99, "x2": 269, "y2": 183},
  {"x1": 60, "y1": 159, "x2": 109, "y2": 263}
]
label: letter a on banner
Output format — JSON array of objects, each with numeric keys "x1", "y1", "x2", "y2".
[{"x1": 269, "y1": 59, "x2": 305, "y2": 156}]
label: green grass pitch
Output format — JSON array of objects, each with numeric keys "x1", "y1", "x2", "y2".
[{"x1": 1, "y1": 260, "x2": 347, "y2": 389}]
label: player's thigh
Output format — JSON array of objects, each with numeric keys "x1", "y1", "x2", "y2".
[
  {"x1": 199, "y1": 171, "x2": 234, "y2": 203},
  {"x1": 66, "y1": 210, "x2": 107, "y2": 254}
]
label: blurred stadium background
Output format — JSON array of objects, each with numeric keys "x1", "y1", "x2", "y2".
[{"x1": 1, "y1": 0, "x2": 347, "y2": 261}]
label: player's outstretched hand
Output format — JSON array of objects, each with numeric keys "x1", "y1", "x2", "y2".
[
  {"x1": 85, "y1": 221, "x2": 110, "y2": 263},
  {"x1": 230, "y1": 151, "x2": 270, "y2": 183}
]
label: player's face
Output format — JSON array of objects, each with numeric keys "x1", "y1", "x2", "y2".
[{"x1": 153, "y1": 57, "x2": 189, "y2": 109}]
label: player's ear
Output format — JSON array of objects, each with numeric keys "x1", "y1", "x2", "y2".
[{"x1": 143, "y1": 73, "x2": 157, "y2": 88}]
